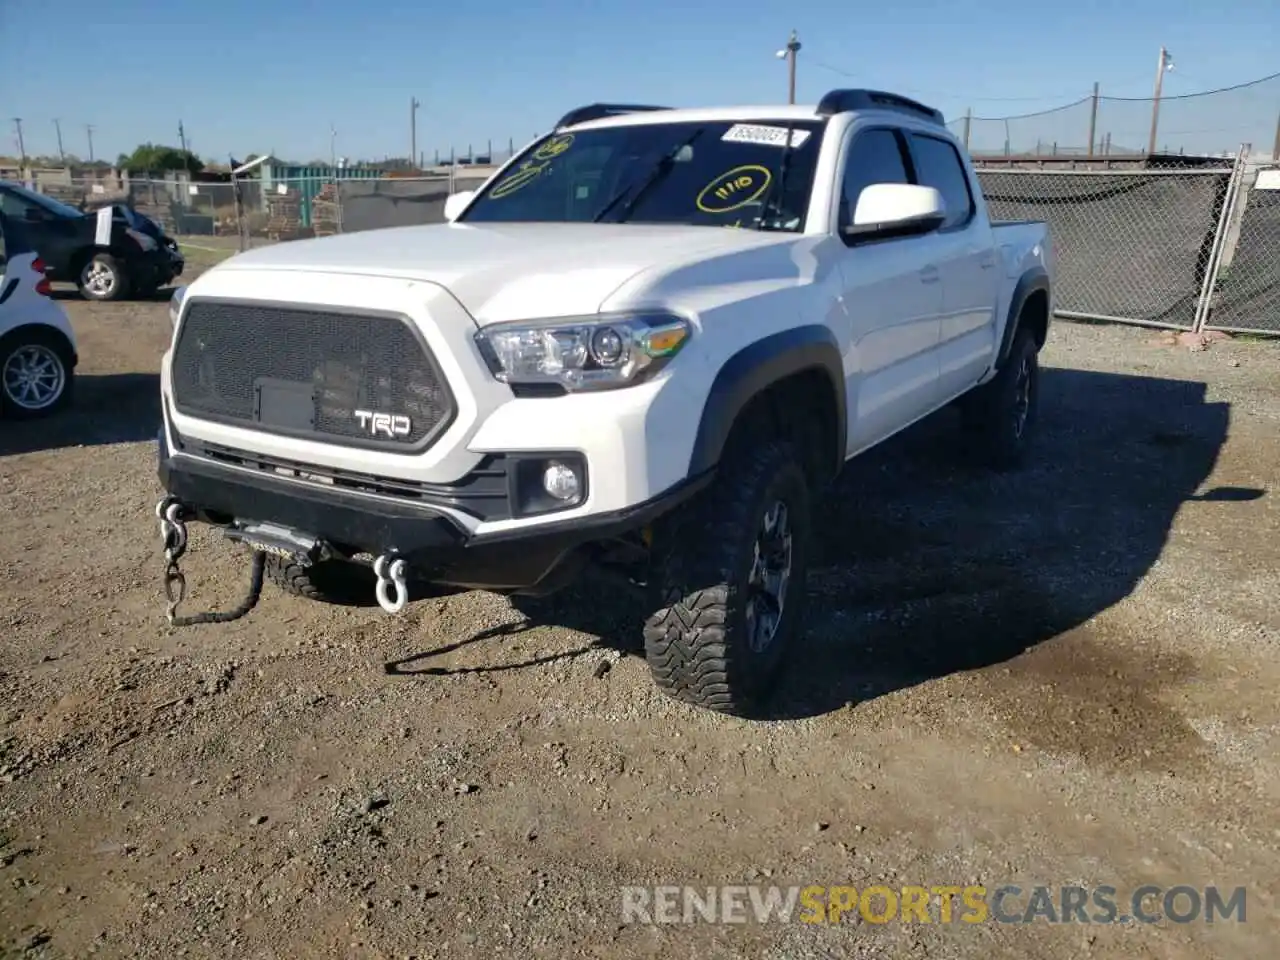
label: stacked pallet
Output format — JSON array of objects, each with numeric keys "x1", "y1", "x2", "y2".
[
  {"x1": 311, "y1": 183, "x2": 341, "y2": 237},
  {"x1": 265, "y1": 189, "x2": 302, "y2": 240}
]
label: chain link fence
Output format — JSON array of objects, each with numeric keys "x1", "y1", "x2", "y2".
[
  {"x1": 973, "y1": 158, "x2": 1237, "y2": 330},
  {"x1": 1202, "y1": 166, "x2": 1280, "y2": 334}
]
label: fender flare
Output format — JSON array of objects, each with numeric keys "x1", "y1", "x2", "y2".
[
  {"x1": 997, "y1": 267, "x2": 1051, "y2": 365},
  {"x1": 0, "y1": 323, "x2": 79, "y2": 370},
  {"x1": 687, "y1": 324, "x2": 846, "y2": 477}
]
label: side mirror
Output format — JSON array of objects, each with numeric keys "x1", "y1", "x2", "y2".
[
  {"x1": 443, "y1": 190, "x2": 476, "y2": 223},
  {"x1": 845, "y1": 183, "x2": 946, "y2": 240}
]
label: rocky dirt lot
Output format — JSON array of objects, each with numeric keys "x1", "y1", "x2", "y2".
[{"x1": 0, "y1": 277, "x2": 1277, "y2": 959}]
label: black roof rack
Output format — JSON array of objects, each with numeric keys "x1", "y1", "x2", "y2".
[
  {"x1": 815, "y1": 89, "x2": 944, "y2": 126},
  {"x1": 554, "y1": 103, "x2": 672, "y2": 129}
]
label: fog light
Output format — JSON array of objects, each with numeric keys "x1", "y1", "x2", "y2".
[{"x1": 542, "y1": 461, "x2": 581, "y2": 502}]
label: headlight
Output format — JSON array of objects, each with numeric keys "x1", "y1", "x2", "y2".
[
  {"x1": 169, "y1": 285, "x2": 188, "y2": 328},
  {"x1": 474, "y1": 313, "x2": 691, "y2": 392},
  {"x1": 126, "y1": 228, "x2": 157, "y2": 251}
]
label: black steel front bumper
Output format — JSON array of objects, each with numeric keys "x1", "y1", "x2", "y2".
[{"x1": 156, "y1": 428, "x2": 712, "y2": 593}]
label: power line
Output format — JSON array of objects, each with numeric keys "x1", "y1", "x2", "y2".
[
  {"x1": 808, "y1": 59, "x2": 1280, "y2": 116},
  {"x1": 1102, "y1": 69, "x2": 1280, "y2": 101},
  {"x1": 968, "y1": 97, "x2": 1093, "y2": 122},
  {"x1": 807, "y1": 59, "x2": 1108, "y2": 104}
]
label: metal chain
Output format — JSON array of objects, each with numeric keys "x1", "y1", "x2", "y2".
[{"x1": 156, "y1": 497, "x2": 267, "y2": 627}]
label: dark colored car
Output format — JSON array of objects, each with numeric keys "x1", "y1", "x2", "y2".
[{"x1": 0, "y1": 180, "x2": 185, "y2": 301}]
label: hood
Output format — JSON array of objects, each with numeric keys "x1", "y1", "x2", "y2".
[{"x1": 214, "y1": 222, "x2": 798, "y2": 324}]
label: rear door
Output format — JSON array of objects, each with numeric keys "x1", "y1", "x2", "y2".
[
  {"x1": 0, "y1": 214, "x2": 39, "y2": 313},
  {"x1": 904, "y1": 133, "x2": 1000, "y2": 399},
  {"x1": 0, "y1": 186, "x2": 78, "y2": 279},
  {"x1": 836, "y1": 125, "x2": 948, "y2": 453}
]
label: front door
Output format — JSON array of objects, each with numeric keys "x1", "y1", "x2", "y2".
[{"x1": 835, "y1": 125, "x2": 945, "y2": 453}]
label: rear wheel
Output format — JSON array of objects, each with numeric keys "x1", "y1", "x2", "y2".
[
  {"x1": 961, "y1": 327, "x2": 1040, "y2": 471},
  {"x1": 78, "y1": 253, "x2": 130, "y2": 302},
  {"x1": 0, "y1": 329, "x2": 74, "y2": 420}
]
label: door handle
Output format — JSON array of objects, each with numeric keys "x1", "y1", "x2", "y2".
[
  {"x1": 978, "y1": 252, "x2": 996, "y2": 270},
  {"x1": 919, "y1": 264, "x2": 941, "y2": 284}
]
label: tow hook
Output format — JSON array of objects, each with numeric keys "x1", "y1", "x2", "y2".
[{"x1": 373, "y1": 554, "x2": 409, "y2": 614}]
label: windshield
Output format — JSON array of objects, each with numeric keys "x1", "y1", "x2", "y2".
[
  {"x1": 460, "y1": 119, "x2": 827, "y2": 231},
  {"x1": 4, "y1": 182, "x2": 84, "y2": 219}
]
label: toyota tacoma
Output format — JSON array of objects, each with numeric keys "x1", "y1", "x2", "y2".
[{"x1": 156, "y1": 88, "x2": 1054, "y2": 716}]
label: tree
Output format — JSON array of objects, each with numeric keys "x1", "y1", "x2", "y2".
[{"x1": 117, "y1": 143, "x2": 204, "y2": 174}]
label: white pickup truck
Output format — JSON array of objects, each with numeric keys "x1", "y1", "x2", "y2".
[{"x1": 156, "y1": 89, "x2": 1053, "y2": 716}]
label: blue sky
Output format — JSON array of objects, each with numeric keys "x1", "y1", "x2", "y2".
[{"x1": 2, "y1": 0, "x2": 1277, "y2": 163}]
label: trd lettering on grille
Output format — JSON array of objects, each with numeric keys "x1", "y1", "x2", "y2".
[{"x1": 354, "y1": 410, "x2": 413, "y2": 438}]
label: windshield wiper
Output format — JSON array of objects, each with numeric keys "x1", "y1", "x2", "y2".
[
  {"x1": 755, "y1": 121, "x2": 798, "y2": 231},
  {"x1": 593, "y1": 127, "x2": 706, "y2": 223}
]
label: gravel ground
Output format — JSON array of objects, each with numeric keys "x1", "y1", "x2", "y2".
[{"x1": 0, "y1": 284, "x2": 1277, "y2": 959}]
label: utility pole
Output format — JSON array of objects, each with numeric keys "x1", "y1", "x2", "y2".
[
  {"x1": 410, "y1": 97, "x2": 421, "y2": 169},
  {"x1": 178, "y1": 119, "x2": 192, "y2": 173},
  {"x1": 961, "y1": 108, "x2": 972, "y2": 151},
  {"x1": 86, "y1": 124, "x2": 95, "y2": 163},
  {"x1": 12, "y1": 118, "x2": 26, "y2": 165},
  {"x1": 1087, "y1": 81, "x2": 1099, "y2": 157},
  {"x1": 53, "y1": 119, "x2": 66, "y2": 163},
  {"x1": 1272, "y1": 110, "x2": 1280, "y2": 161},
  {"x1": 1147, "y1": 46, "x2": 1173, "y2": 156},
  {"x1": 777, "y1": 30, "x2": 802, "y2": 104},
  {"x1": 330, "y1": 123, "x2": 337, "y2": 169}
]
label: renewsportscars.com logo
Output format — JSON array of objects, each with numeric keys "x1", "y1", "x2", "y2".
[{"x1": 620, "y1": 884, "x2": 1248, "y2": 926}]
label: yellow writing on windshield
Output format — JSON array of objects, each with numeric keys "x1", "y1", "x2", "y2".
[
  {"x1": 489, "y1": 134, "x2": 576, "y2": 200},
  {"x1": 696, "y1": 164, "x2": 772, "y2": 215}
]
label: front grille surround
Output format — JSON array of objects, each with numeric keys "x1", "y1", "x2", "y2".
[
  {"x1": 170, "y1": 297, "x2": 457, "y2": 455},
  {"x1": 173, "y1": 433, "x2": 514, "y2": 521}
]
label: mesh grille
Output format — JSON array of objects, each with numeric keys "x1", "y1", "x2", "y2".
[{"x1": 171, "y1": 300, "x2": 454, "y2": 449}]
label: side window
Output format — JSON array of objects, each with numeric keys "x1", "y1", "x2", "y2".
[
  {"x1": 909, "y1": 134, "x2": 975, "y2": 229},
  {"x1": 0, "y1": 190, "x2": 28, "y2": 220},
  {"x1": 839, "y1": 128, "x2": 910, "y2": 234},
  {"x1": 0, "y1": 216, "x2": 7, "y2": 270}
]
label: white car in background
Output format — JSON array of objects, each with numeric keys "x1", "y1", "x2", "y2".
[{"x1": 0, "y1": 214, "x2": 78, "y2": 419}]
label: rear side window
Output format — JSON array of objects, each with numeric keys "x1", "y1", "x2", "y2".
[
  {"x1": 909, "y1": 134, "x2": 975, "y2": 229},
  {"x1": 839, "y1": 128, "x2": 911, "y2": 233}
]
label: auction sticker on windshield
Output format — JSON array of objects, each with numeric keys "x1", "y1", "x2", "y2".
[{"x1": 721, "y1": 124, "x2": 812, "y2": 149}]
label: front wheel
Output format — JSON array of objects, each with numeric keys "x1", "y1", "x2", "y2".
[
  {"x1": 643, "y1": 439, "x2": 813, "y2": 716},
  {"x1": 78, "y1": 253, "x2": 130, "y2": 302},
  {"x1": 0, "y1": 329, "x2": 74, "y2": 420},
  {"x1": 265, "y1": 556, "x2": 379, "y2": 606}
]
